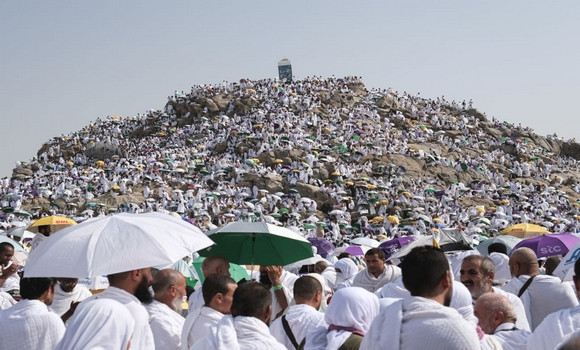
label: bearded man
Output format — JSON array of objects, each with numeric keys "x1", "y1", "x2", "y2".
[
  {"x1": 460, "y1": 255, "x2": 530, "y2": 331},
  {"x1": 146, "y1": 269, "x2": 187, "y2": 350},
  {"x1": 84, "y1": 267, "x2": 155, "y2": 350},
  {"x1": 361, "y1": 246, "x2": 480, "y2": 350}
]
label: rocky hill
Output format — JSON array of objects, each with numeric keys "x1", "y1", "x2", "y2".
[{"x1": 5, "y1": 76, "x2": 580, "y2": 240}]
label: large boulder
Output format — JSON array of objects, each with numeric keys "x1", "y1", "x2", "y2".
[
  {"x1": 560, "y1": 141, "x2": 580, "y2": 160},
  {"x1": 211, "y1": 94, "x2": 232, "y2": 111},
  {"x1": 12, "y1": 168, "x2": 33, "y2": 177}
]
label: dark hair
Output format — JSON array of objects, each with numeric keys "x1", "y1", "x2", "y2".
[
  {"x1": 402, "y1": 246, "x2": 449, "y2": 296},
  {"x1": 20, "y1": 278, "x2": 57, "y2": 300},
  {"x1": 293, "y1": 276, "x2": 322, "y2": 301},
  {"x1": 574, "y1": 256, "x2": 580, "y2": 278},
  {"x1": 337, "y1": 252, "x2": 351, "y2": 260},
  {"x1": 230, "y1": 281, "x2": 271, "y2": 318},
  {"x1": 0, "y1": 242, "x2": 14, "y2": 253},
  {"x1": 365, "y1": 247, "x2": 386, "y2": 260},
  {"x1": 488, "y1": 243, "x2": 508, "y2": 255},
  {"x1": 202, "y1": 274, "x2": 236, "y2": 305}
]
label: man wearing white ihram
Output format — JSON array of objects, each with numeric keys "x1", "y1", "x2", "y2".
[
  {"x1": 527, "y1": 257, "x2": 580, "y2": 350},
  {"x1": 501, "y1": 247, "x2": 578, "y2": 331},
  {"x1": 360, "y1": 246, "x2": 480, "y2": 350},
  {"x1": 352, "y1": 248, "x2": 401, "y2": 293},
  {"x1": 146, "y1": 269, "x2": 186, "y2": 350},
  {"x1": 83, "y1": 267, "x2": 155, "y2": 350},
  {"x1": 269, "y1": 275, "x2": 327, "y2": 349}
]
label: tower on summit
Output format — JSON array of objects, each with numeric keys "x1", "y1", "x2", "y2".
[{"x1": 278, "y1": 58, "x2": 292, "y2": 82}]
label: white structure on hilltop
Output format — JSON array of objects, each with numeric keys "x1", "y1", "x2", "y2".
[{"x1": 278, "y1": 58, "x2": 292, "y2": 81}]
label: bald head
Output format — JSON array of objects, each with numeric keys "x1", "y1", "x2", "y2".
[
  {"x1": 201, "y1": 256, "x2": 230, "y2": 278},
  {"x1": 314, "y1": 260, "x2": 328, "y2": 274},
  {"x1": 509, "y1": 248, "x2": 539, "y2": 277},
  {"x1": 151, "y1": 269, "x2": 187, "y2": 312},
  {"x1": 151, "y1": 269, "x2": 184, "y2": 294},
  {"x1": 474, "y1": 292, "x2": 516, "y2": 334}
]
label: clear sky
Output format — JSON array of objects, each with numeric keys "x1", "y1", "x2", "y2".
[{"x1": 1, "y1": 1, "x2": 578, "y2": 178}]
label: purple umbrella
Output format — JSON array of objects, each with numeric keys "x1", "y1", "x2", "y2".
[
  {"x1": 379, "y1": 236, "x2": 417, "y2": 259},
  {"x1": 510, "y1": 233, "x2": 580, "y2": 259},
  {"x1": 307, "y1": 237, "x2": 335, "y2": 259},
  {"x1": 344, "y1": 245, "x2": 369, "y2": 256}
]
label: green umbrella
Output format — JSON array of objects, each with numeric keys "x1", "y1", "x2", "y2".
[
  {"x1": 198, "y1": 222, "x2": 313, "y2": 266},
  {"x1": 303, "y1": 224, "x2": 316, "y2": 229},
  {"x1": 192, "y1": 257, "x2": 250, "y2": 284}
]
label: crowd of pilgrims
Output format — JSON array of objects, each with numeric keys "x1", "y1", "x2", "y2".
[
  {"x1": 1, "y1": 76, "x2": 580, "y2": 348},
  {"x1": 1, "y1": 242, "x2": 580, "y2": 349},
  {"x1": 1, "y1": 76, "x2": 579, "y2": 245}
]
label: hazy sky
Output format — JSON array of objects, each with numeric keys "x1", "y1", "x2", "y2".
[{"x1": 1, "y1": 1, "x2": 579, "y2": 178}]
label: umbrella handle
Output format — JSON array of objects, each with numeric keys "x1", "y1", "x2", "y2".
[{"x1": 250, "y1": 234, "x2": 255, "y2": 279}]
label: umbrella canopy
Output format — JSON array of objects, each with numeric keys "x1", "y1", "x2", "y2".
[
  {"x1": 387, "y1": 215, "x2": 400, "y2": 225},
  {"x1": 307, "y1": 237, "x2": 335, "y2": 259},
  {"x1": 500, "y1": 223, "x2": 550, "y2": 239},
  {"x1": 350, "y1": 236, "x2": 380, "y2": 248},
  {"x1": 343, "y1": 245, "x2": 369, "y2": 256},
  {"x1": 553, "y1": 239, "x2": 580, "y2": 281},
  {"x1": 476, "y1": 235, "x2": 522, "y2": 256},
  {"x1": 24, "y1": 212, "x2": 214, "y2": 278},
  {"x1": 198, "y1": 221, "x2": 313, "y2": 266},
  {"x1": 27, "y1": 216, "x2": 77, "y2": 234},
  {"x1": 510, "y1": 233, "x2": 580, "y2": 259},
  {"x1": 390, "y1": 236, "x2": 436, "y2": 260},
  {"x1": 0, "y1": 235, "x2": 26, "y2": 252},
  {"x1": 379, "y1": 236, "x2": 416, "y2": 259}
]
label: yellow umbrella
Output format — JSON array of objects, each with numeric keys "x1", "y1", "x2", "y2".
[
  {"x1": 500, "y1": 199, "x2": 510, "y2": 205},
  {"x1": 111, "y1": 185, "x2": 120, "y2": 191},
  {"x1": 369, "y1": 216, "x2": 384, "y2": 223},
  {"x1": 378, "y1": 199, "x2": 389, "y2": 205},
  {"x1": 401, "y1": 192, "x2": 411, "y2": 198},
  {"x1": 500, "y1": 223, "x2": 550, "y2": 239},
  {"x1": 476, "y1": 206, "x2": 485, "y2": 213},
  {"x1": 433, "y1": 218, "x2": 444, "y2": 223},
  {"x1": 387, "y1": 215, "x2": 400, "y2": 224},
  {"x1": 96, "y1": 160, "x2": 105, "y2": 167},
  {"x1": 251, "y1": 158, "x2": 260, "y2": 163},
  {"x1": 331, "y1": 171, "x2": 341, "y2": 176},
  {"x1": 345, "y1": 181, "x2": 354, "y2": 186},
  {"x1": 27, "y1": 216, "x2": 77, "y2": 234},
  {"x1": 274, "y1": 159, "x2": 284, "y2": 163},
  {"x1": 66, "y1": 161, "x2": 74, "y2": 166}
]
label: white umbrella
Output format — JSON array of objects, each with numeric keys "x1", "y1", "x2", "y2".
[
  {"x1": 553, "y1": 240, "x2": 580, "y2": 282},
  {"x1": 350, "y1": 236, "x2": 380, "y2": 248},
  {"x1": 24, "y1": 212, "x2": 214, "y2": 278}
]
